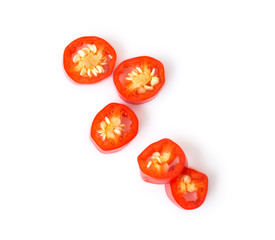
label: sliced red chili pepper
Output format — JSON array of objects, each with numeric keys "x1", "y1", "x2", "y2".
[
  {"x1": 165, "y1": 168, "x2": 208, "y2": 210},
  {"x1": 113, "y1": 56, "x2": 165, "y2": 104},
  {"x1": 137, "y1": 138, "x2": 187, "y2": 184},
  {"x1": 63, "y1": 36, "x2": 116, "y2": 84},
  {"x1": 90, "y1": 103, "x2": 138, "y2": 153}
]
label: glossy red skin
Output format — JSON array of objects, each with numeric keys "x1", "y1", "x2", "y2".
[
  {"x1": 137, "y1": 138, "x2": 187, "y2": 184},
  {"x1": 113, "y1": 56, "x2": 165, "y2": 104},
  {"x1": 165, "y1": 168, "x2": 208, "y2": 210},
  {"x1": 90, "y1": 103, "x2": 138, "y2": 153},
  {"x1": 63, "y1": 36, "x2": 116, "y2": 84},
  {"x1": 90, "y1": 135, "x2": 131, "y2": 154}
]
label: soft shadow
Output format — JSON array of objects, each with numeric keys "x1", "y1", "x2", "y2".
[{"x1": 128, "y1": 104, "x2": 148, "y2": 132}]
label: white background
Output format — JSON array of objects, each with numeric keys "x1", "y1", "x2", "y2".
[{"x1": 0, "y1": 0, "x2": 275, "y2": 239}]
